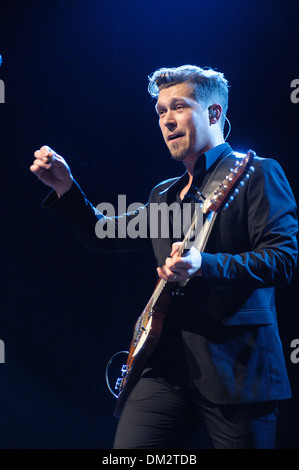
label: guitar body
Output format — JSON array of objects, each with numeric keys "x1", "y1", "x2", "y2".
[
  {"x1": 109, "y1": 150, "x2": 255, "y2": 418},
  {"x1": 113, "y1": 281, "x2": 173, "y2": 418}
]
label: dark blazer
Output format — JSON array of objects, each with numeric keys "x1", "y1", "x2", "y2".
[{"x1": 43, "y1": 144, "x2": 298, "y2": 404}]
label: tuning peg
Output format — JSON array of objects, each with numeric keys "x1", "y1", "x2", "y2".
[
  {"x1": 249, "y1": 166, "x2": 255, "y2": 172},
  {"x1": 225, "y1": 175, "x2": 233, "y2": 182},
  {"x1": 233, "y1": 188, "x2": 239, "y2": 195}
]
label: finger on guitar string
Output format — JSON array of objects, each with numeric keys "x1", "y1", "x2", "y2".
[{"x1": 170, "y1": 241, "x2": 183, "y2": 257}]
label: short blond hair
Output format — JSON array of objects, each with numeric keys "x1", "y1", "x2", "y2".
[{"x1": 148, "y1": 65, "x2": 229, "y2": 130}]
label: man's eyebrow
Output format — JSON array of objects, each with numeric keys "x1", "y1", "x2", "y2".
[
  {"x1": 155, "y1": 102, "x2": 166, "y2": 114},
  {"x1": 155, "y1": 97, "x2": 189, "y2": 111}
]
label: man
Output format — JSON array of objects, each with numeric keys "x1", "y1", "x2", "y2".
[{"x1": 30, "y1": 65, "x2": 298, "y2": 449}]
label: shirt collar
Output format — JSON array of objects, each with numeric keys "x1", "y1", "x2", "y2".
[
  {"x1": 194, "y1": 142, "x2": 231, "y2": 177},
  {"x1": 164, "y1": 142, "x2": 233, "y2": 201}
]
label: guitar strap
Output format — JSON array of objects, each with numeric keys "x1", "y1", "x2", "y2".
[
  {"x1": 179, "y1": 151, "x2": 247, "y2": 286},
  {"x1": 194, "y1": 151, "x2": 243, "y2": 205}
]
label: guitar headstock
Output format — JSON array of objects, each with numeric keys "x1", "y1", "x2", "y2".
[{"x1": 202, "y1": 149, "x2": 255, "y2": 214}]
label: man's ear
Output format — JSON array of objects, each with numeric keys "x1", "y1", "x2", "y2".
[{"x1": 208, "y1": 104, "x2": 222, "y2": 124}]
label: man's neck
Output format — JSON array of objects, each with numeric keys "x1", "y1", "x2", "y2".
[
  {"x1": 179, "y1": 156, "x2": 203, "y2": 200},
  {"x1": 184, "y1": 137, "x2": 225, "y2": 180},
  {"x1": 178, "y1": 138, "x2": 226, "y2": 201}
]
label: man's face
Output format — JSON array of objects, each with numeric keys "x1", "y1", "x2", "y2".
[{"x1": 156, "y1": 82, "x2": 212, "y2": 164}]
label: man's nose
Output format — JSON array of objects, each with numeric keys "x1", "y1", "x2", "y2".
[{"x1": 163, "y1": 110, "x2": 177, "y2": 129}]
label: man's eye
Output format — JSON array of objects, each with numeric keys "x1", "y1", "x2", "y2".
[{"x1": 176, "y1": 105, "x2": 184, "y2": 110}]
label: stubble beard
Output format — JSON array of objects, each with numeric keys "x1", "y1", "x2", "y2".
[{"x1": 168, "y1": 142, "x2": 188, "y2": 162}]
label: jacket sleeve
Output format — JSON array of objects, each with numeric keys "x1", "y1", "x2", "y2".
[
  {"x1": 201, "y1": 157, "x2": 298, "y2": 287},
  {"x1": 42, "y1": 180, "x2": 151, "y2": 253}
]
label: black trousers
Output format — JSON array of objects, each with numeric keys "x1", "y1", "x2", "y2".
[{"x1": 113, "y1": 374, "x2": 278, "y2": 449}]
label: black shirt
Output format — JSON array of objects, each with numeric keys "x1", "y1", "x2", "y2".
[{"x1": 145, "y1": 143, "x2": 231, "y2": 389}]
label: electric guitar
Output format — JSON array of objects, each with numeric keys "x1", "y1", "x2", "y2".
[{"x1": 107, "y1": 150, "x2": 255, "y2": 418}]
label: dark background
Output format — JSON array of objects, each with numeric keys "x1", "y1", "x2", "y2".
[{"x1": 0, "y1": 0, "x2": 298, "y2": 449}]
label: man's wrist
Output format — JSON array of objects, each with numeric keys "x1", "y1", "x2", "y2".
[{"x1": 56, "y1": 179, "x2": 74, "y2": 198}]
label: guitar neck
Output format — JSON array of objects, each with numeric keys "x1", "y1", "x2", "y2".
[
  {"x1": 149, "y1": 210, "x2": 217, "y2": 307},
  {"x1": 178, "y1": 207, "x2": 217, "y2": 255},
  {"x1": 150, "y1": 219, "x2": 197, "y2": 308}
]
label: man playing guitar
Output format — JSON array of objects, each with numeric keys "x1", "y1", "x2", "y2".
[{"x1": 30, "y1": 65, "x2": 298, "y2": 449}]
